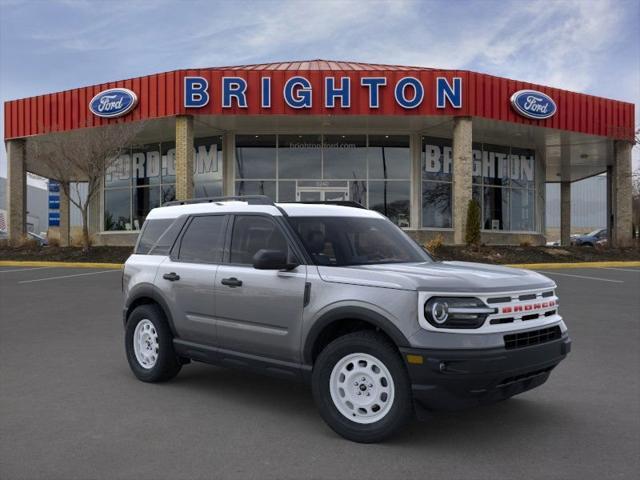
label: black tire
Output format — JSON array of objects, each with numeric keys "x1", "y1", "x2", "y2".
[
  {"x1": 311, "y1": 331, "x2": 413, "y2": 443},
  {"x1": 125, "y1": 304, "x2": 182, "y2": 383}
]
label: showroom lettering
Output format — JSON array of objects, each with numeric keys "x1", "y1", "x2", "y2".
[
  {"x1": 106, "y1": 144, "x2": 219, "y2": 181},
  {"x1": 183, "y1": 76, "x2": 463, "y2": 109},
  {"x1": 424, "y1": 144, "x2": 534, "y2": 181}
]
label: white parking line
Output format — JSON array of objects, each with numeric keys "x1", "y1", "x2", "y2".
[
  {"x1": 599, "y1": 267, "x2": 640, "y2": 273},
  {"x1": 537, "y1": 271, "x2": 624, "y2": 283},
  {"x1": 18, "y1": 270, "x2": 120, "y2": 284},
  {"x1": 0, "y1": 266, "x2": 56, "y2": 274}
]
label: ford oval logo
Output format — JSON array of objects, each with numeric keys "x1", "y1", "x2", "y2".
[
  {"x1": 510, "y1": 89, "x2": 556, "y2": 120},
  {"x1": 89, "y1": 88, "x2": 138, "y2": 118}
]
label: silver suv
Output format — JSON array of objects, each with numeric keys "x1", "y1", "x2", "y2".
[{"x1": 123, "y1": 196, "x2": 570, "y2": 443}]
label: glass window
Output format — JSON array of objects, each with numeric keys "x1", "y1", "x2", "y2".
[
  {"x1": 132, "y1": 186, "x2": 160, "y2": 230},
  {"x1": 132, "y1": 143, "x2": 161, "y2": 187},
  {"x1": 161, "y1": 142, "x2": 176, "y2": 184},
  {"x1": 229, "y1": 216, "x2": 288, "y2": 264},
  {"x1": 235, "y1": 135, "x2": 276, "y2": 179},
  {"x1": 178, "y1": 215, "x2": 227, "y2": 263},
  {"x1": 161, "y1": 184, "x2": 176, "y2": 205},
  {"x1": 278, "y1": 180, "x2": 297, "y2": 202},
  {"x1": 106, "y1": 153, "x2": 131, "y2": 188},
  {"x1": 289, "y1": 216, "x2": 430, "y2": 266},
  {"x1": 482, "y1": 144, "x2": 510, "y2": 187},
  {"x1": 104, "y1": 188, "x2": 131, "y2": 231},
  {"x1": 136, "y1": 219, "x2": 173, "y2": 254},
  {"x1": 235, "y1": 180, "x2": 276, "y2": 200},
  {"x1": 483, "y1": 186, "x2": 509, "y2": 230},
  {"x1": 510, "y1": 147, "x2": 535, "y2": 188},
  {"x1": 510, "y1": 189, "x2": 535, "y2": 231},
  {"x1": 422, "y1": 137, "x2": 452, "y2": 182},
  {"x1": 422, "y1": 181, "x2": 452, "y2": 228},
  {"x1": 194, "y1": 136, "x2": 223, "y2": 198},
  {"x1": 369, "y1": 181, "x2": 410, "y2": 228},
  {"x1": 148, "y1": 219, "x2": 186, "y2": 256},
  {"x1": 323, "y1": 135, "x2": 367, "y2": 179},
  {"x1": 368, "y1": 135, "x2": 410, "y2": 179},
  {"x1": 278, "y1": 134, "x2": 322, "y2": 179}
]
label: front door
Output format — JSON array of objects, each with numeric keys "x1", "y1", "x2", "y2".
[
  {"x1": 214, "y1": 214, "x2": 307, "y2": 362},
  {"x1": 156, "y1": 214, "x2": 228, "y2": 346},
  {"x1": 295, "y1": 181, "x2": 350, "y2": 202}
]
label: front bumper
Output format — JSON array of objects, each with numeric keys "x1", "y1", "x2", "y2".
[{"x1": 400, "y1": 334, "x2": 571, "y2": 411}]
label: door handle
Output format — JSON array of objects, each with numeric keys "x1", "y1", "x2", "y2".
[
  {"x1": 221, "y1": 277, "x2": 243, "y2": 287},
  {"x1": 162, "y1": 272, "x2": 180, "y2": 282}
]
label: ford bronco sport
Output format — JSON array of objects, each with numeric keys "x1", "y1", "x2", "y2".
[{"x1": 123, "y1": 195, "x2": 570, "y2": 443}]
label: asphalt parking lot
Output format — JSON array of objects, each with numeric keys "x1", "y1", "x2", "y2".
[{"x1": 1, "y1": 265, "x2": 639, "y2": 480}]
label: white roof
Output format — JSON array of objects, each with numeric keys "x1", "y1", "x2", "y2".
[{"x1": 145, "y1": 200, "x2": 381, "y2": 220}]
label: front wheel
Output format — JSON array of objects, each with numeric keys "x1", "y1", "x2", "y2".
[{"x1": 312, "y1": 331, "x2": 413, "y2": 443}]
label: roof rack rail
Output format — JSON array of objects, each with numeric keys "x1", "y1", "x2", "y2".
[
  {"x1": 294, "y1": 200, "x2": 367, "y2": 209},
  {"x1": 163, "y1": 195, "x2": 275, "y2": 207}
]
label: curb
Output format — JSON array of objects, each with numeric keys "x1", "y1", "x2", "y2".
[
  {"x1": 0, "y1": 260, "x2": 123, "y2": 269},
  {"x1": 1, "y1": 260, "x2": 639, "y2": 270}
]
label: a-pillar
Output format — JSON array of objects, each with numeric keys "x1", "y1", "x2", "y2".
[
  {"x1": 560, "y1": 181, "x2": 571, "y2": 246},
  {"x1": 452, "y1": 117, "x2": 473, "y2": 244},
  {"x1": 175, "y1": 115, "x2": 194, "y2": 201},
  {"x1": 6, "y1": 139, "x2": 27, "y2": 244}
]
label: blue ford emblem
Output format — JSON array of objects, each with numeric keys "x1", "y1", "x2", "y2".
[
  {"x1": 89, "y1": 88, "x2": 138, "y2": 118},
  {"x1": 510, "y1": 89, "x2": 556, "y2": 120}
]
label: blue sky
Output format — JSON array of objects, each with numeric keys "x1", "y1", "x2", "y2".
[{"x1": 1, "y1": 0, "x2": 638, "y2": 177}]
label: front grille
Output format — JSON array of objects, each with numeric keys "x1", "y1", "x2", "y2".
[
  {"x1": 504, "y1": 326, "x2": 562, "y2": 350},
  {"x1": 498, "y1": 366, "x2": 554, "y2": 387}
]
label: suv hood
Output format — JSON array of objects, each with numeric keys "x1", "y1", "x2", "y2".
[{"x1": 317, "y1": 261, "x2": 555, "y2": 293}]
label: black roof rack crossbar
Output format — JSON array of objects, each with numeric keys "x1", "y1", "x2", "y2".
[
  {"x1": 294, "y1": 200, "x2": 366, "y2": 209},
  {"x1": 163, "y1": 195, "x2": 275, "y2": 207}
]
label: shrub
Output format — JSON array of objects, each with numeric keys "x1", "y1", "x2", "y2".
[
  {"x1": 425, "y1": 234, "x2": 444, "y2": 254},
  {"x1": 519, "y1": 240, "x2": 532, "y2": 247},
  {"x1": 465, "y1": 199, "x2": 481, "y2": 246}
]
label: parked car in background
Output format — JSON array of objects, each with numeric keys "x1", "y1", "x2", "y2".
[{"x1": 572, "y1": 229, "x2": 607, "y2": 247}]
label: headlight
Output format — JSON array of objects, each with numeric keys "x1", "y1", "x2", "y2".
[{"x1": 424, "y1": 297, "x2": 495, "y2": 329}]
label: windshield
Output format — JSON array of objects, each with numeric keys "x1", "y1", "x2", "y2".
[{"x1": 288, "y1": 216, "x2": 431, "y2": 266}]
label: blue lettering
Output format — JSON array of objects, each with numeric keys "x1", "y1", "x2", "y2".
[
  {"x1": 436, "y1": 77, "x2": 462, "y2": 108},
  {"x1": 184, "y1": 77, "x2": 209, "y2": 108},
  {"x1": 325, "y1": 77, "x2": 351, "y2": 108},
  {"x1": 283, "y1": 76, "x2": 312, "y2": 109},
  {"x1": 394, "y1": 77, "x2": 424, "y2": 109},
  {"x1": 360, "y1": 77, "x2": 387, "y2": 108},
  {"x1": 222, "y1": 77, "x2": 248, "y2": 108},
  {"x1": 261, "y1": 77, "x2": 271, "y2": 108}
]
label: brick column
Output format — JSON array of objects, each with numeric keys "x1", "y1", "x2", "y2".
[
  {"x1": 611, "y1": 141, "x2": 633, "y2": 247},
  {"x1": 452, "y1": 117, "x2": 473, "y2": 244},
  {"x1": 560, "y1": 181, "x2": 571, "y2": 246},
  {"x1": 59, "y1": 182, "x2": 70, "y2": 247},
  {"x1": 6, "y1": 139, "x2": 27, "y2": 244},
  {"x1": 175, "y1": 115, "x2": 194, "y2": 201},
  {"x1": 222, "y1": 133, "x2": 235, "y2": 196}
]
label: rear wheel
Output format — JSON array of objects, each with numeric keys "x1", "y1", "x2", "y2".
[
  {"x1": 125, "y1": 304, "x2": 181, "y2": 382},
  {"x1": 312, "y1": 331, "x2": 413, "y2": 443}
]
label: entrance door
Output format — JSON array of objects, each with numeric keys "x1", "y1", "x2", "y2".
[{"x1": 295, "y1": 181, "x2": 350, "y2": 202}]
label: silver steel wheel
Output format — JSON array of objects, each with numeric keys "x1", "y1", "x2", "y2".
[
  {"x1": 329, "y1": 352, "x2": 395, "y2": 424},
  {"x1": 133, "y1": 319, "x2": 159, "y2": 369}
]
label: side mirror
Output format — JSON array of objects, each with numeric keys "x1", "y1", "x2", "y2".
[{"x1": 252, "y1": 249, "x2": 298, "y2": 270}]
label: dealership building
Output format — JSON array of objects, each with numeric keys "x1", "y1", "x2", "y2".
[{"x1": 3, "y1": 60, "x2": 635, "y2": 246}]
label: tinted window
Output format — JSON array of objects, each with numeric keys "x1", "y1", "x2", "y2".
[
  {"x1": 178, "y1": 215, "x2": 227, "y2": 263},
  {"x1": 136, "y1": 219, "x2": 173, "y2": 254},
  {"x1": 230, "y1": 216, "x2": 288, "y2": 264},
  {"x1": 289, "y1": 217, "x2": 430, "y2": 266},
  {"x1": 148, "y1": 218, "x2": 186, "y2": 255}
]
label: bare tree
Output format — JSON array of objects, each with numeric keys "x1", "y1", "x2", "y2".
[{"x1": 27, "y1": 121, "x2": 144, "y2": 251}]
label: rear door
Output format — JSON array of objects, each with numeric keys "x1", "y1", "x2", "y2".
[
  {"x1": 156, "y1": 214, "x2": 229, "y2": 346},
  {"x1": 214, "y1": 214, "x2": 307, "y2": 362}
]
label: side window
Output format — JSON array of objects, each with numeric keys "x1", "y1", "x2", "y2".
[
  {"x1": 229, "y1": 216, "x2": 289, "y2": 265},
  {"x1": 177, "y1": 215, "x2": 226, "y2": 263},
  {"x1": 136, "y1": 219, "x2": 173, "y2": 254}
]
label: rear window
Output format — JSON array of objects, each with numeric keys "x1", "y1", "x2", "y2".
[{"x1": 135, "y1": 218, "x2": 183, "y2": 255}]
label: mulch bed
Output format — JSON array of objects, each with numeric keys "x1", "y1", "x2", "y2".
[{"x1": 1, "y1": 243, "x2": 638, "y2": 265}]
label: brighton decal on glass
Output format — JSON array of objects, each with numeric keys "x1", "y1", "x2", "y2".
[
  {"x1": 89, "y1": 88, "x2": 138, "y2": 118},
  {"x1": 510, "y1": 90, "x2": 556, "y2": 120}
]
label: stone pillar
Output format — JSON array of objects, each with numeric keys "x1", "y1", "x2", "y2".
[
  {"x1": 611, "y1": 141, "x2": 633, "y2": 247},
  {"x1": 6, "y1": 139, "x2": 27, "y2": 244},
  {"x1": 452, "y1": 117, "x2": 473, "y2": 244},
  {"x1": 222, "y1": 133, "x2": 235, "y2": 196},
  {"x1": 409, "y1": 133, "x2": 422, "y2": 229},
  {"x1": 59, "y1": 182, "x2": 70, "y2": 247},
  {"x1": 560, "y1": 181, "x2": 571, "y2": 246},
  {"x1": 175, "y1": 115, "x2": 194, "y2": 201}
]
